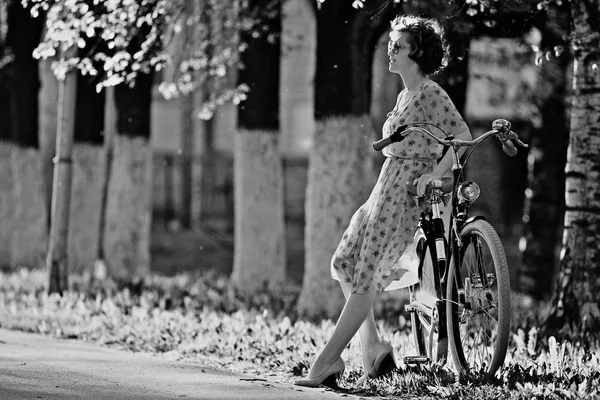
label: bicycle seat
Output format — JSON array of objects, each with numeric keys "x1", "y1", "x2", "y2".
[{"x1": 405, "y1": 176, "x2": 454, "y2": 196}]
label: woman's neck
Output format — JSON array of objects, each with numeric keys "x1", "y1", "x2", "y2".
[{"x1": 402, "y1": 72, "x2": 427, "y2": 91}]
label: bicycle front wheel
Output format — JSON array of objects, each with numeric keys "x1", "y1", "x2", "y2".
[{"x1": 446, "y1": 219, "x2": 510, "y2": 379}]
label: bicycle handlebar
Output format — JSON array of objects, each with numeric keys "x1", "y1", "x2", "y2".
[{"x1": 372, "y1": 119, "x2": 529, "y2": 156}]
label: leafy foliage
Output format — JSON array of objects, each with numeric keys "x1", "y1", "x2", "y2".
[
  {"x1": 1, "y1": 269, "x2": 600, "y2": 399},
  {"x1": 19, "y1": 0, "x2": 276, "y2": 119},
  {"x1": 350, "y1": 0, "x2": 574, "y2": 66},
  {"x1": 23, "y1": 0, "x2": 174, "y2": 84}
]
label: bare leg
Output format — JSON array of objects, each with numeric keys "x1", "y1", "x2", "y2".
[
  {"x1": 306, "y1": 289, "x2": 377, "y2": 379},
  {"x1": 338, "y1": 279, "x2": 381, "y2": 370}
]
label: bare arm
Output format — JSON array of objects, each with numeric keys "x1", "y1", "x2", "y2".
[{"x1": 429, "y1": 129, "x2": 473, "y2": 178}]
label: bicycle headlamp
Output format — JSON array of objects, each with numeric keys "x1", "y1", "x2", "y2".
[{"x1": 457, "y1": 181, "x2": 480, "y2": 203}]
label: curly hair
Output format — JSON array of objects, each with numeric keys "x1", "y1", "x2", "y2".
[{"x1": 390, "y1": 15, "x2": 450, "y2": 76}]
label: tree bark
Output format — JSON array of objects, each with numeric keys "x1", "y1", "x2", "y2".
[
  {"x1": 179, "y1": 0, "x2": 197, "y2": 230},
  {"x1": 103, "y1": 73, "x2": 153, "y2": 282},
  {"x1": 0, "y1": 141, "x2": 15, "y2": 268},
  {"x1": 232, "y1": 130, "x2": 286, "y2": 290},
  {"x1": 67, "y1": 144, "x2": 105, "y2": 276},
  {"x1": 74, "y1": 73, "x2": 105, "y2": 144},
  {"x1": 65, "y1": 71, "x2": 106, "y2": 276},
  {"x1": 231, "y1": 0, "x2": 285, "y2": 291},
  {"x1": 46, "y1": 52, "x2": 77, "y2": 294},
  {"x1": 39, "y1": 59, "x2": 59, "y2": 232},
  {"x1": 0, "y1": 1, "x2": 12, "y2": 141},
  {"x1": 518, "y1": 2, "x2": 570, "y2": 299},
  {"x1": 298, "y1": 116, "x2": 376, "y2": 319},
  {"x1": 544, "y1": 0, "x2": 600, "y2": 341},
  {"x1": 5, "y1": 0, "x2": 43, "y2": 147},
  {"x1": 11, "y1": 144, "x2": 47, "y2": 268},
  {"x1": 94, "y1": 87, "x2": 115, "y2": 277},
  {"x1": 3, "y1": 0, "x2": 47, "y2": 270},
  {"x1": 180, "y1": 93, "x2": 194, "y2": 229}
]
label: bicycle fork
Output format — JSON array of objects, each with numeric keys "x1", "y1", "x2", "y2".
[{"x1": 451, "y1": 220, "x2": 495, "y2": 312}]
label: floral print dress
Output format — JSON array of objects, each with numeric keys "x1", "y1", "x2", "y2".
[{"x1": 331, "y1": 79, "x2": 470, "y2": 293}]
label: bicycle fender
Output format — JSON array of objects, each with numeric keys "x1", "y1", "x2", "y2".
[{"x1": 464, "y1": 215, "x2": 487, "y2": 226}]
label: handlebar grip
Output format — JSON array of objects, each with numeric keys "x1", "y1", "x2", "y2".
[
  {"x1": 373, "y1": 137, "x2": 392, "y2": 151},
  {"x1": 372, "y1": 124, "x2": 408, "y2": 151},
  {"x1": 499, "y1": 137, "x2": 518, "y2": 157},
  {"x1": 515, "y1": 137, "x2": 529, "y2": 148}
]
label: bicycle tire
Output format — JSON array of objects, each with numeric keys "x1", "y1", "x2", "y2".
[
  {"x1": 409, "y1": 229, "x2": 448, "y2": 364},
  {"x1": 446, "y1": 219, "x2": 511, "y2": 379}
]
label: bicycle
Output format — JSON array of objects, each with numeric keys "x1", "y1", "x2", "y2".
[{"x1": 372, "y1": 119, "x2": 528, "y2": 379}]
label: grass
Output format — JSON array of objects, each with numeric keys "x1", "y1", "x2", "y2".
[{"x1": 1, "y1": 268, "x2": 599, "y2": 399}]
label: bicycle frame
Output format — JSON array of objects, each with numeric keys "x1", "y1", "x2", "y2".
[{"x1": 409, "y1": 124, "x2": 503, "y2": 302}]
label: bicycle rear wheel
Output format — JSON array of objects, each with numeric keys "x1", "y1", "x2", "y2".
[
  {"x1": 408, "y1": 229, "x2": 447, "y2": 364},
  {"x1": 446, "y1": 219, "x2": 510, "y2": 379}
]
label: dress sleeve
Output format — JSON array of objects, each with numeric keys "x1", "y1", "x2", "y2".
[{"x1": 415, "y1": 83, "x2": 471, "y2": 140}]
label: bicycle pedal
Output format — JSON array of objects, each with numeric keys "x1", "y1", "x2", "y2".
[
  {"x1": 404, "y1": 304, "x2": 415, "y2": 313},
  {"x1": 404, "y1": 356, "x2": 430, "y2": 364}
]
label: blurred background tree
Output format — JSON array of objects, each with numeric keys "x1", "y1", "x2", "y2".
[
  {"x1": 232, "y1": 0, "x2": 287, "y2": 292},
  {"x1": 297, "y1": 0, "x2": 389, "y2": 319},
  {"x1": 543, "y1": 0, "x2": 600, "y2": 340},
  {"x1": 0, "y1": 0, "x2": 46, "y2": 271},
  {"x1": 519, "y1": 0, "x2": 570, "y2": 300}
]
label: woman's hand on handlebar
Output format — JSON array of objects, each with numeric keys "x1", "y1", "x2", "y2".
[{"x1": 413, "y1": 173, "x2": 443, "y2": 196}]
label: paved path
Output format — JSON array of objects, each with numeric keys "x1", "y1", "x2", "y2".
[{"x1": 0, "y1": 329, "x2": 358, "y2": 400}]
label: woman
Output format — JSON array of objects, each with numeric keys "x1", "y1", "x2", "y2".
[{"x1": 295, "y1": 15, "x2": 472, "y2": 387}]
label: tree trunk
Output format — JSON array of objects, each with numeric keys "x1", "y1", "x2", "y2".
[
  {"x1": 232, "y1": 130, "x2": 286, "y2": 290},
  {"x1": 0, "y1": 1, "x2": 12, "y2": 141},
  {"x1": 46, "y1": 54, "x2": 77, "y2": 294},
  {"x1": 0, "y1": 141, "x2": 15, "y2": 269},
  {"x1": 518, "y1": 2, "x2": 570, "y2": 299},
  {"x1": 231, "y1": 0, "x2": 285, "y2": 291},
  {"x1": 103, "y1": 73, "x2": 153, "y2": 283},
  {"x1": 94, "y1": 87, "x2": 116, "y2": 280},
  {"x1": 180, "y1": 93, "x2": 194, "y2": 229},
  {"x1": 5, "y1": 0, "x2": 46, "y2": 269},
  {"x1": 179, "y1": 0, "x2": 197, "y2": 230},
  {"x1": 297, "y1": 0, "x2": 388, "y2": 319},
  {"x1": 39, "y1": 58, "x2": 59, "y2": 232},
  {"x1": 74, "y1": 74, "x2": 105, "y2": 144},
  {"x1": 11, "y1": 145, "x2": 47, "y2": 268},
  {"x1": 195, "y1": 102, "x2": 216, "y2": 225},
  {"x1": 67, "y1": 144, "x2": 105, "y2": 276},
  {"x1": 191, "y1": 0, "x2": 218, "y2": 228},
  {"x1": 65, "y1": 73, "x2": 106, "y2": 276},
  {"x1": 544, "y1": 0, "x2": 600, "y2": 341},
  {"x1": 298, "y1": 116, "x2": 376, "y2": 319},
  {"x1": 5, "y1": 0, "x2": 43, "y2": 147}
]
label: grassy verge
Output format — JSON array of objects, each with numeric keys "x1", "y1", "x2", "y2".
[{"x1": 1, "y1": 268, "x2": 599, "y2": 399}]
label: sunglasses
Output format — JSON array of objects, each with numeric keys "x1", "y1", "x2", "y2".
[{"x1": 388, "y1": 40, "x2": 408, "y2": 55}]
